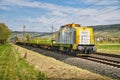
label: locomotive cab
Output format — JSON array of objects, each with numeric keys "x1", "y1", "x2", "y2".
[
  {"x1": 53, "y1": 23, "x2": 96, "y2": 54},
  {"x1": 73, "y1": 26, "x2": 96, "y2": 54}
]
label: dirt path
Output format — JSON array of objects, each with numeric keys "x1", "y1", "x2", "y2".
[{"x1": 14, "y1": 44, "x2": 112, "y2": 80}]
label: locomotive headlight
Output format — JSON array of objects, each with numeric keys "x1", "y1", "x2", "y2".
[
  {"x1": 52, "y1": 41, "x2": 56, "y2": 44},
  {"x1": 78, "y1": 46, "x2": 83, "y2": 50}
]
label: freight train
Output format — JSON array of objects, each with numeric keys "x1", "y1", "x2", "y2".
[{"x1": 17, "y1": 23, "x2": 96, "y2": 55}]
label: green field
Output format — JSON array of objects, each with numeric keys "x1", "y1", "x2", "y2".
[
  {"x1": 97, "y1": 44, "x2": 120, "y2": 55},
  {"x1": 97, "y1": 44, "x2": 120, "y2": 50},
  {"x1": 0, "y1": 43, "x2": 47, "y2": 80}
]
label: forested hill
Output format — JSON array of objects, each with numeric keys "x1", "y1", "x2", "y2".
[
  {"x1": 90, "y1": 24, "x2": 120, "y2": 42},
  {"x1": 12, "y1": 31, "x2": 51, "y2": 38},
  {"x1": 90, "y1": 24, "x2": 120, "y2": 31}
]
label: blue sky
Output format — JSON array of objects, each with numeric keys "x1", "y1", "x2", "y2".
[{"x1": 0, "y1": 0, "x2": 120, "y2": 32}]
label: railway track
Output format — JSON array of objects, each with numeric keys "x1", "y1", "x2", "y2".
[
  {"x1": 17, "y1": 44, "x2": 120, "y2": 68},
  {"x1": 17, "y1": 45, "x2": 120, "y2": 80},
  {"x1": 80, "y1": 54, "x2": 120, "y2": 68},
  {"x1": 58, "y1": 51, "x2": 120, "y2": 68},
  {"x1": 31, "y1": 45, "x2": 120, "y2": 68},
  {"x1": 95, "y1": 52, "x2": 120, "y2": 58}
]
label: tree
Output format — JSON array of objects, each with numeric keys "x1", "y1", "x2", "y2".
[
  {"x1": 26, "y1": 34, "x2": 31, "y2": 42},
  {"x1": 0, "y1": 23, "x2": 12, "y2": 44}
]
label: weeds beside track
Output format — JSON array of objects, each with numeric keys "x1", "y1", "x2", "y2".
[{"x1": 0, "y1": 43, "x2": 47, "y2": 80}]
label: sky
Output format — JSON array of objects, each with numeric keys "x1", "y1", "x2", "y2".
[{"x1": 0, "y1": 0, "x2": 120, "y2": 32}]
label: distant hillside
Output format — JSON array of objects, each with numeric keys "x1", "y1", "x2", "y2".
[
  {"x1": 11, "y1": 24, "x2": 120, "y2": 41},
  {"x1": 12, "y1": 31, "x2": 51, "y2": 37},
  {"x1": 90, "y1": 24, "x2": 120, "y2": 38},
  {"x1": 90, "y1": 24, "x2": 120, "y2": 43},
  {"x1": 90, "y1": 24, "x2": 120, "y2": 31},
  {"x1": 11, "y1": 31, "x2": 52, "y2": 40}
]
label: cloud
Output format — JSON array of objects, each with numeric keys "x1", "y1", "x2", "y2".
[
  {"x1": 0, "y1": 0, "x2": 120, "y2": 32},
  {"x1": 16, "y1": 3, "x2": 120, "y2": 29},
  {"x1": 0, "y1": 6, "x2": 10, "y2": 11},
  {"x1": 0, "y1": 0, "x2": 43, "y2": 10},
  {"x1": 95, "y1": 0, "x2": 120, "y2": 6},
  {"x1": 81, "y1": 0, "x2": 120, "y2": 6}
]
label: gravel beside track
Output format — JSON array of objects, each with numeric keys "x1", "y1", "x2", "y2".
[{"x1": 21, "y1": 45, "x2": 120, "y2": 80}]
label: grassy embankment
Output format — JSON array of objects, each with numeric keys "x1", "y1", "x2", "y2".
[
  {"x1": 14, "y1": 44, "x2": 112, "y2": 80},
  {"x1": 97, "y1": 43, "x2": 120, "y2": 55},
  {"x1": 0, "y1": 43, "x2": 47, "y2": 80}
]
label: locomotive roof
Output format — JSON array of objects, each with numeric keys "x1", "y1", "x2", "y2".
[{"x1": 61, "y1": 23, "x2": 81, "y2": 29}]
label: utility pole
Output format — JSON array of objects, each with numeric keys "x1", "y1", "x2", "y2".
[
  {"x1": 23, "y1": 25, "x2": 25, "y2": 40},
  {"x1": 52, "y1": 26, "x2": 54, "y2": 33},
  {"x1": 51, "y1": 26, "x2": 54, "y2": 40}
]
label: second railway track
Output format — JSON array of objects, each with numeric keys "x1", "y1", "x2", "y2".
[{"x1": 80, "y1": 54, "x2": 120, "y2": 68}]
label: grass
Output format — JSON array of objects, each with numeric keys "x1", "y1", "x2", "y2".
[
  {"x1": 97, "y1": 49, "x2": 120, "y2": 55},
  {"x1": 0, "y1": 43, "x2": 47, "y2": 80},
  {"x1": 14, "y1": 44, "x2": 112, "y2": 80},
  {"x1": 97, "y1": 44, "x2": 120, "y2": 50},
  {"x1": 97, "y1": 44, "x2": 120, "y2": 55}
]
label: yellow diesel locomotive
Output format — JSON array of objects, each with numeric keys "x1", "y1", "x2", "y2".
[{"x1": 52, "y1": 23, "x2": 96, "y2": 55}]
